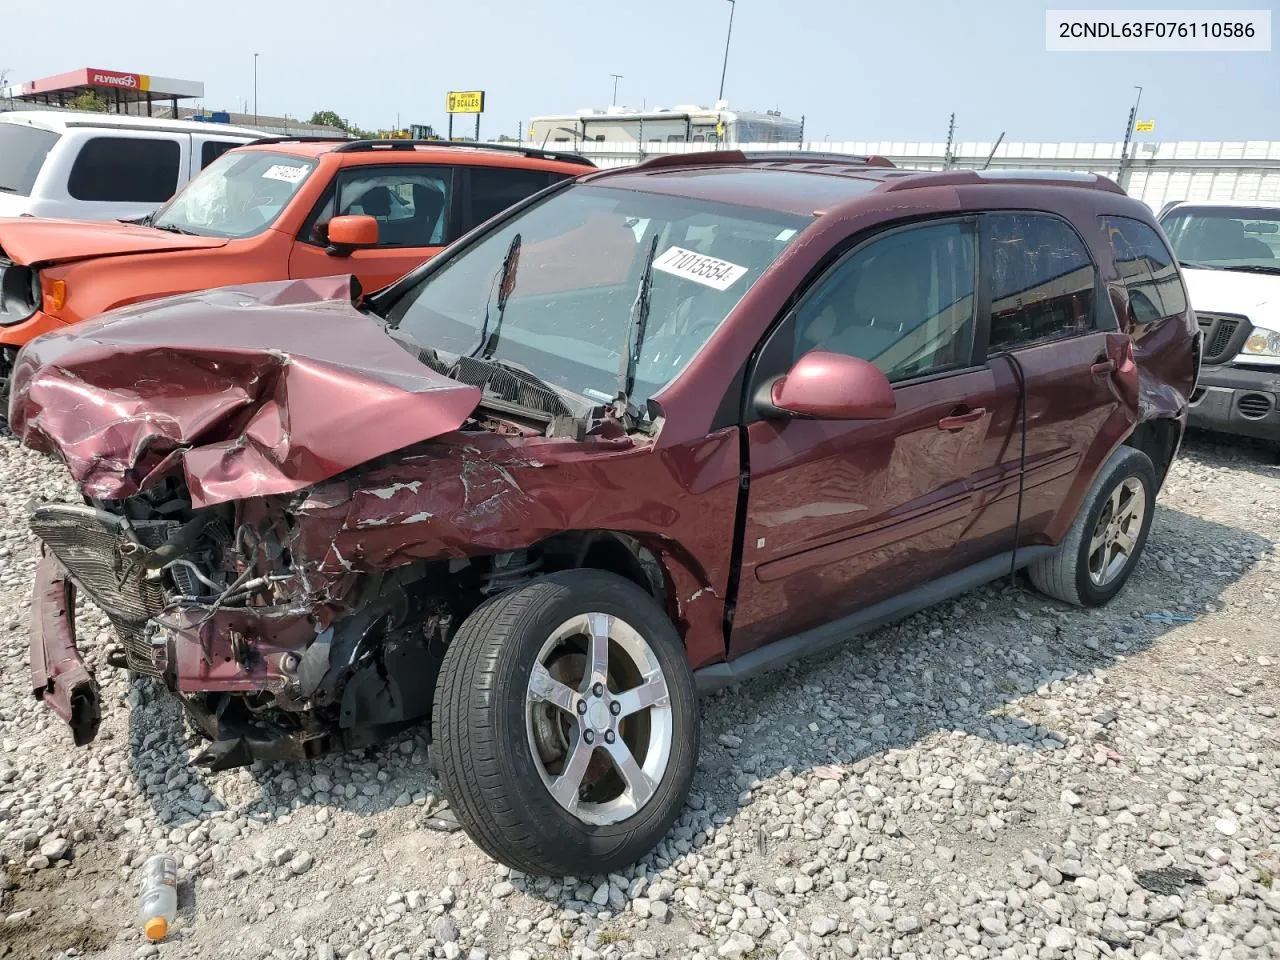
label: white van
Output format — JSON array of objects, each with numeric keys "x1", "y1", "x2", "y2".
[{"x1": 0, "y1": 110, "x2": 270, "y2": 222}]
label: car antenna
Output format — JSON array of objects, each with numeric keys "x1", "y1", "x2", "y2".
[
  {"x1": 613, "y1": 234, "x2": 661, "y2": 421},
  {"x1": 469, "y1": 232, "x2": 522, "y2": 359}
]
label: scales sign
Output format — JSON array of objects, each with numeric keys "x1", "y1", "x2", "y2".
[{"x1": 446, "y1": 91, "x2": 485, "y2": 114}]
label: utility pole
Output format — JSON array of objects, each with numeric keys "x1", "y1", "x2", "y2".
[
  {"x1": 610, "y1": 74, "x2": 623, "y2": 107},
  {"x1": 1117, "y1": 85, "x2": 1142, "y2": 191},
  {"x1": 718, "y1": 0, "x2": 736, "y2": 103},
  {"x1": 253, "y1": 53, "x2": 259, "y2": 125},
  {"x1": 943, "y1": 112, "x2": 956, "y2": 169}
]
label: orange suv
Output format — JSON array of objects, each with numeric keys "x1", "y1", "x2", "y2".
[{"x1": 0, "y1": 137, "x2": 593, "y2": 406}]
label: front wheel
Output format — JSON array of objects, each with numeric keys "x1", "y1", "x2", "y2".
[
  {"x1": 1029, "y1": 445, "x2": 1157, "y2": 607},
  {"x1": 432, "y1": 570, "x2": 699, "y2": 876}
]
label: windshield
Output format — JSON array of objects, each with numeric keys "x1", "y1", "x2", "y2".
[
  {"x1": 0, "y1": 123, "x2": 60, "y2": 196},
  {"x1": 387, "y1": 184, "x2": 810, "y2": 407},
  {"x1": 151, "y1": 150, "x2": 316, "y2": 238},
  {"x1": 1161, "y1": 206, "x2": 1280, "y2": 271}
]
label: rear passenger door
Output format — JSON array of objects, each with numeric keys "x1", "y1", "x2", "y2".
[
  {"x1": 289, "y1": 164, "x2": 456, "y2": 291},
  {"x1": 967, "y1": 212, "x2": 1137, "y2": 558}
]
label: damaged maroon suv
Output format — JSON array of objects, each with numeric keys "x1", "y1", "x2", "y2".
[{"x1": 13, "y1": 152, "x2": 1197, "y2": 876}]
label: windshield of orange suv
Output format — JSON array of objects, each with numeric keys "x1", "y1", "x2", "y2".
[
  {"x1": 385, "y1": 184, "x2": 811, "y2": 408},
  {"x1": 1162, "y1": 205, "x2": 1280, "y2": 275},
  {"x1": 149, "y1": 150, "x2": 317, "y2": 239}
]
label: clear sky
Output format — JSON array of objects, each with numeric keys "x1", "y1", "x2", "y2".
[{"x1": 2, "y1": 0, "x2": 1276, "y2": 142}]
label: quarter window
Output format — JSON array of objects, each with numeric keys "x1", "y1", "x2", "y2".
[
  {"x1": 1102, "y1": 215, "x2": 1188, "y2": 322},
  {"x1": 67, "y1": 137, "x2": 180, "y2": 203},
  {"x1": 792, "y1": 220, "x2": 978, "y2": 382},
  {"x1": 985, "y1": 213, "x2": 1096, "y2": 351}
]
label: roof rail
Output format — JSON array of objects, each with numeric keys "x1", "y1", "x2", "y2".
[
  {"x1": 739, "y1": 151, "x2": 896, "y2": 168},
  {"x1": 329, "y1": 139, "x2": 596, "y2": 167},
  {"x1": 629, "y1": 150, "x2": 895, "y2": 172},
  {"x1": 880, "y1": 169, "x2": 1126, "y2": 195},
  {"x1": 243, "y1": 135, "x2": 352, "y2": 147}
]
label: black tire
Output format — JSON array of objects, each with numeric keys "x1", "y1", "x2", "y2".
[
  {"x1": 431, "y1": 569, "x2": 699, "y2": 876},
  {"x1": 1028, "y1": 445, "x2": 1157, "y2": 607}
]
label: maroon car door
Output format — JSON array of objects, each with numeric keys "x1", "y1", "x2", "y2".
[
  {"x1": 957, "y1": 212, "x2": 1137, "y2": 564},
  {"x1": 730, "y1": 218, "x2": 1011, "y2": 658}
]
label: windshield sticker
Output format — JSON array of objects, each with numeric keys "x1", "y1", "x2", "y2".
[
  {"x1": 776, "y1": 228, "x2": 798, "y2": 241},
  {"x1": 262, "y1": 164, "x2": 309, "y2": 184},
  {"x1": 652, "y1": 246, "x2": 749, "y2": 291}
]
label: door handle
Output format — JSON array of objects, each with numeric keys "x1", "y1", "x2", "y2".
[
  {"x1": 1090, "y1": 359, "x2": 1116, "y2": 376},
  {"x1": 938, "y1": 407, "x2": 986, "y2": 430}
]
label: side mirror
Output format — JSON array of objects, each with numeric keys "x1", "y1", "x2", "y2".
[
  {"x1": 759, "y1": 350, "x2": 896, "y2": 421},
  {"x1": 326, "y1": 215, "x2": 378, "y2": 256}
]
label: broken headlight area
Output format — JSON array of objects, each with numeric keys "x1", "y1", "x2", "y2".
[{"x1": 28, "y1": 475, "x2": 482, "y2": 771}]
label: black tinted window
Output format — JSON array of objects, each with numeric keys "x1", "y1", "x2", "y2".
[
  {"x1": 1103, "y1": 216, "x2": 1188, "y2": 324},
  {"x1": 201, "y1": 141, "x2": 240, "y2": 169},
  {"x1": 986, "y1": 213, "x2": 1096, "y2": 351},
  {"x1": 68, "y1": 137, "x2": 180, "y2": 203},
  {"x1": 793, "y1": 220, "x2": 978, "y2": 382},
  {"x1": 0, "y1": 124, "x2": 60, "y2": 197},
  {"x1": 468, "y1": 168, "x2": 560, "y2": 228}
]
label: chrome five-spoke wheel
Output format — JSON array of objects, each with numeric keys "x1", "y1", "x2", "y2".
[
  {"x1": 432, "y1": 570, "x2": 699, "y2": 876},
  {"x1": 1087, "y1": 476, "x2": 1147, "y2": 586},
  {"x1": 527, "y1": 613, "x2": 673, "y2": 825}
]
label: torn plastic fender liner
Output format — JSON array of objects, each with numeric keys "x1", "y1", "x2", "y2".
[
  {"x1": 8, "y1": 276, "x2": 483, "y2": 508},
  {"x1": 30, "y1": 556, "x2": 101, "y2": 746}
]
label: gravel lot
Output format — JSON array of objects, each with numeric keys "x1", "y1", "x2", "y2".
[{"x1": 1, "y1": 430, "x2": 1277, "y2": 960}]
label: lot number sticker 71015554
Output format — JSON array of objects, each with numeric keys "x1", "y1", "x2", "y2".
[{"x1": 652, "y1": 246, "x2": 749, "y2": 291}]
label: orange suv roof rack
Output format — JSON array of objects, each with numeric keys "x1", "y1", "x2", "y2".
[{"x1": 329, "y1": 139, "x2": 596, "y2": 167}]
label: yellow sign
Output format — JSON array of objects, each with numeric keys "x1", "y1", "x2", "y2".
[
  {"x1": 1135, "y1": 120, "x2": 1155, "y2": 133},
  {"x1": 446, "y1": 91, "x2": 486, "y2": 114}
]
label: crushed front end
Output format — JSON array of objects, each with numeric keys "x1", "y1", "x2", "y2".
[{"x1": 29, "y1": 474, "x2": 467, "y2": 771}]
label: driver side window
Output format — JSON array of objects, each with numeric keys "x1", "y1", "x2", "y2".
[{"x1": 792, "y1": 220, "x2": 978, "y2": 382}]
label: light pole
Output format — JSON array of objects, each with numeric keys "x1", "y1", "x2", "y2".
[
  {"x1": 718, "y1": 0, "x2": 735, "y2": 103},
  {"x1": 253, "y1": 53, "x2": 259, "y2": 125},
  {"x1": 1117, "y1": 84, "x2": 1143, "y2": 190},
  {"x1": 610, "y1": 74, "x2": 623, "y2": 107}
]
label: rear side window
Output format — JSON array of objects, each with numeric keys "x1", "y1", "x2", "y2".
[
  {"x1": 468, "y1": 167, "x2": 561, "y2": 229},
  {"x1": 985, "y1": 213, "x2": 1096, "y2": 352},
  {"x1": 0, "y1": 124, "x2": 61, "y2": 197},
  {"x1": 201, "y1": 141, "x2": 240, "y2": 169},
  {"x1": 1101, "y1": 215, "x2": 1188, "y2": 324},
  {"x1": 68, "y1": 137, "x2": 180, "y2": 203}
]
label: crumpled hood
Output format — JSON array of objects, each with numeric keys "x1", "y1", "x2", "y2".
[
  {"x1": 0, "y1": 216, "x2": 228, "y2": 266},
  {"x1": 10, "y1": 276, "x2": 482, "y2": 507}
]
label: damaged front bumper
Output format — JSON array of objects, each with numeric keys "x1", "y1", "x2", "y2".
[
  {"x1": 30, "y1": 556, "x2": 101, "y2": 746},
  {"x1": 29, "y1": 548, "x2": 430, "y2": 771}
]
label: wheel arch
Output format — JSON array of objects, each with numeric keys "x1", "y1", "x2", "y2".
[{"x1": 1124, "y1": 416, "x2": 1182, "y2": 491}]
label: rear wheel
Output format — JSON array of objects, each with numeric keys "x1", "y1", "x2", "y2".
[
  {"x1": 1029, "y1": 446, "x2": 1157, "y2": 607},
  {"x1": 432, "y1": 570, "x2": 698, "y2": 876}
]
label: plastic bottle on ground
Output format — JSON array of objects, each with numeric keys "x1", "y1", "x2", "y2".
[{"x1": 138, "y1": 853, "x2": 178, "y2": 941}]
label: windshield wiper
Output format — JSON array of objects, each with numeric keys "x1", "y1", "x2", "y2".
[
  {"x1": 613, "y1": 234, "x2": 661, "y2": 419},
  {"x1": 1178, "y1": 260, "x2": 1219, "y2": 270},
  {"x1": 0, "y1": 185, "x2": 16, "y2": 194},
  {"x1": 152, "y1": 222, "x2": 199, "y2": 236},
  {"x1": 469, "y1": 232, "x2": 522, "y2": 358},
  {"x1": 1222, "y1": 263, "x2": 1280, "y2": 276}
]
